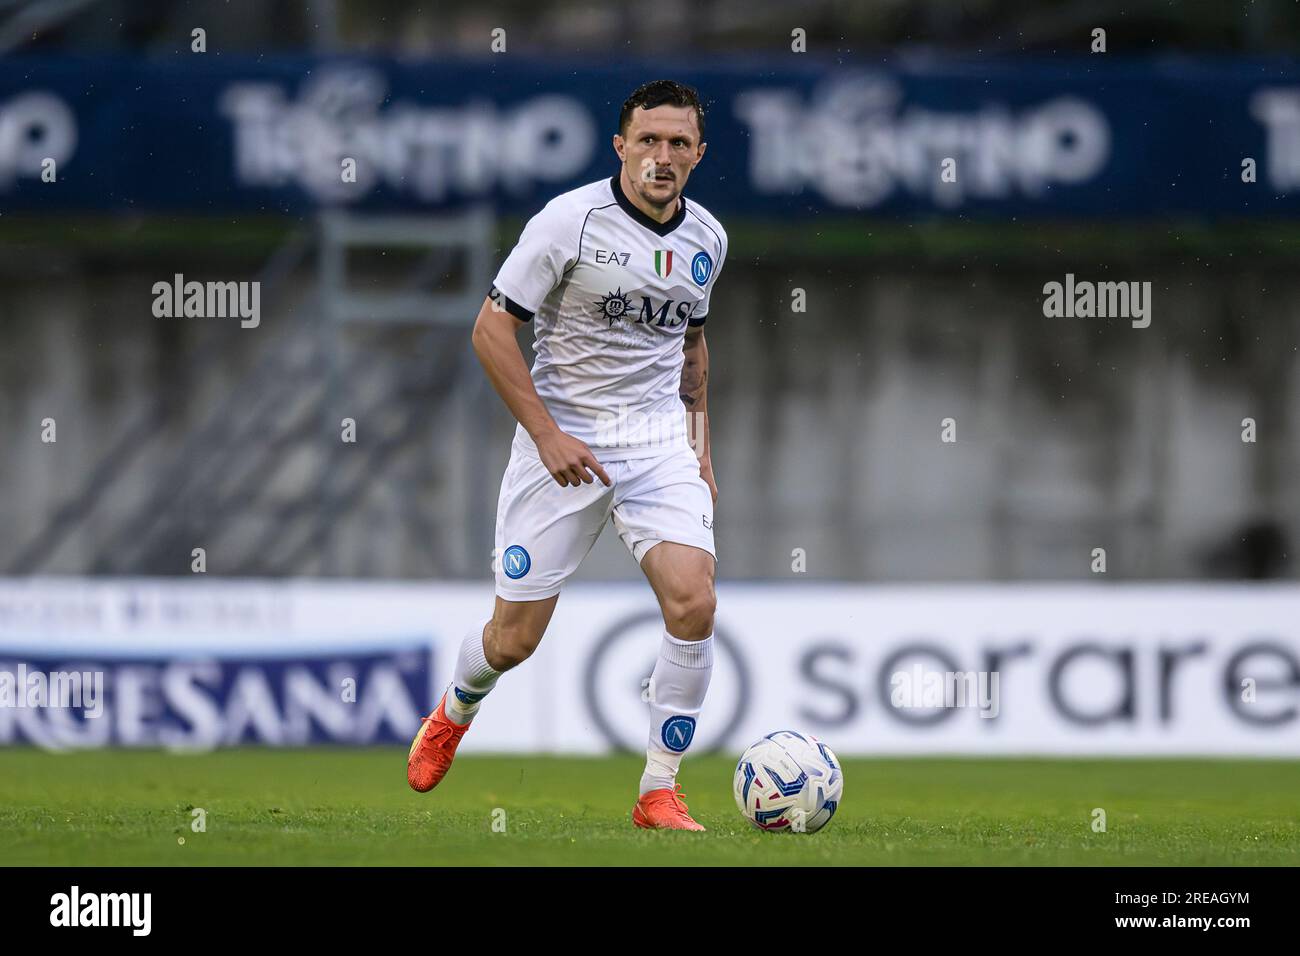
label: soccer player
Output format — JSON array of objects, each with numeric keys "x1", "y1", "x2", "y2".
[{"x1": 407, "y1": 80, "x2": 726, "y2": 831}]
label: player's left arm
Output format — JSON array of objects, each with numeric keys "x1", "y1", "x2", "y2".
[{"x1": 681, "y1": 326, "x2": 716, "y2": 503}]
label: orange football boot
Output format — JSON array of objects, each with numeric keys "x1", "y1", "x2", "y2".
[
  {"x1": 632, "y1": 783, "x2": 706, "y2": 831},
  {"x1": 407, "y1": 693, "x2": 471, "y2": 793}
]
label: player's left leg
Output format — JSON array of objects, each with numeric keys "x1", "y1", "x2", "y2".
[
  {"x1": 632, "y1": 541, "x2": 715, "y2": 830},
  {"x1": 611, "y1": 444, "x2": 717, "y2": 831}
]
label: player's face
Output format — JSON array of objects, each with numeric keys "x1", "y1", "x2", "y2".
[{"x1": 615, "y1": 105, "x2": 706, "y2": 209}]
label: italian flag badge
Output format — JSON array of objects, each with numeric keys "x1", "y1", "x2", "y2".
[{"x1": 653, "y1": 249, "x2": 674, "y2": 278}]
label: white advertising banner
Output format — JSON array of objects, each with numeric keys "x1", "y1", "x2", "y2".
[{"x1": 0, "y1": 578, "x2": 1297, "y2": 756}]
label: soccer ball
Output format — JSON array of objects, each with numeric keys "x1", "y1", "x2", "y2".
[{"x1": 733, "y1": 730, "x2": 843, "y2": 833}]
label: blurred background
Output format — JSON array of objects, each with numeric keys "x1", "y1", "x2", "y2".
[
  {"x1": 1, "y1": 0, "x2": 1298, "y2": 756},
  {"x1": 4, "y1": 0, "x2": 1300, "y2": 583}
]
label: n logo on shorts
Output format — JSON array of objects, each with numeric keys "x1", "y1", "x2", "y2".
[{"x1": 502, "y1": 545, "x2": 531, "y2": 579}]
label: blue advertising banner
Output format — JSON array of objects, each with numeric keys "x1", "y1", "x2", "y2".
[
  {"x1": 2, "y1": 55, "x2": 1300, "y2": 218},
  {"x1": 0, "y1": 648, "x2": 431, "y2": 748}
]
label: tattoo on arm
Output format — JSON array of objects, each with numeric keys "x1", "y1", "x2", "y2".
[{"x1": 681, "y1": 336, "x2": 707, "y2": 407}]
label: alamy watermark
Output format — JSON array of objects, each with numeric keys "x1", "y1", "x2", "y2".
[
  {"x1": 591, "y1": 406, "x2": 706, "y2": 456},
  {"x1": 50, "y1": 886, "x2": 151, "y2": 936},
  {"x1": 1042, "y1": 273, "x2": 1151, "y2": 328},
  {"x1": 889, "y1": 666, "x2": 1000, "y2": 718},
  {"x1": 0, "y1": 664, "x2": 104, "y2": 718},
  {"x1": 152, "y1": 273, "x2": 260, "y2": 328}
]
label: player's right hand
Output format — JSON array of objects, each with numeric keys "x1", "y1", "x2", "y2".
[{"x1": 534, "y1": 428, "x2": 612, "y2": 488}]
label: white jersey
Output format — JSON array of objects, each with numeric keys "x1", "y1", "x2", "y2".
[{"x1": 491, "y1": 175, "x2": 727, "y2": 459}]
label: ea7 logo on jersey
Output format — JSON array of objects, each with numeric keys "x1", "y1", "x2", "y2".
[{"x1": 595, "y1": 249, "x2": 630, "y2": 266}]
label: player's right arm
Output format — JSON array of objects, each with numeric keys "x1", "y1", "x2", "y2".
[{"x1": 470, "y1": 297, "x2": 611, "y2": 489}]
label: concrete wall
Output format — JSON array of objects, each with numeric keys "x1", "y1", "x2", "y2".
[{"x1": 2, "y1": 256, "x2": 1297, "y2": 581}]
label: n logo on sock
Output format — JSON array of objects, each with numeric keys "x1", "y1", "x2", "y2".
[
  {"x1": 453, "y1": 687, "x2": 485, "y2": 705},
  {"x1": 661, "y1": 716, "x2": 696, "y2": 753}
]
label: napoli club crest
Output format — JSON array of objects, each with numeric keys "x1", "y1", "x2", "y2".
[
  {"x1": 501, "y1": 545, "x2": 531, "y2": 579},
  {"x1": 691, "y1": 251, "x2": 713, "y2": 286},
  {"x1": 661, "y1": 715, "x2": 697, "y2": 752}
]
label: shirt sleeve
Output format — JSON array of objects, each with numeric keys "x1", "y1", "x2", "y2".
[
  {"x1": 491, "y1": 201, "x2": 577, "y2": 322},
  {"x1": 688, "y1": 225, "x2": 728, "y2": 327}
]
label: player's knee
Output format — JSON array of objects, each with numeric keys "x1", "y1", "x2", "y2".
[
  {"x1": 484, "y1": 618, "x2": 543, "y2": 671},
  {"x1": 664, "y1": 589, "x2": 716, "y2": 640}
]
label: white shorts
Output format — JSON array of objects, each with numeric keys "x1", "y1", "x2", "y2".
[{"x1": 493, "y1": 436, "x2": 716, "y2": 601}]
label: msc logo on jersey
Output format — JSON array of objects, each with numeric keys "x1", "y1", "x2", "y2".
[
  {"x1": 501, "y1": 545, "x2": 531, "y2": 579},
  {"x1": 596, "y1": 288, "x2": 696, "y2": 329},
  {"x1": 595, "y1": 288, "x2": 634, "y2": 326},
  {"x1": 661, "y1": 715, "x2": 697, "y2": 752},
  {"x1": 691, "y1": 251, "x2": 713, "y2": 286},
  {"x1": 652, "y1": 249, "x2": 674, "y2": 278}
]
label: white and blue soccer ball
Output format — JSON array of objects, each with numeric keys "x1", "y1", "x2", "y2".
[{"x1": 733, "y1": 731, "x2": 843, "y2": 833}]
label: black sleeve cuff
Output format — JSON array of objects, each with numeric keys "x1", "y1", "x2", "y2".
[
  {"x1": 490, "y1": 286, "x2": 534, "y2": 322},
  {"x1": 688, "y1": 314, "x2": 707, "y2": 327}
]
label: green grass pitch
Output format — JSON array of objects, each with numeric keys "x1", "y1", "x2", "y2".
[{"x1": 1, "y1": 750, "x2": 1297, "y2": 866}]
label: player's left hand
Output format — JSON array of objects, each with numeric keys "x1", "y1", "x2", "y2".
[{"x1": 700, "y1": 458, "x2": 718, "y2": 505}]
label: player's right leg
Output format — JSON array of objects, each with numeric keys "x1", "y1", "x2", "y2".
[
  {"x1": 407, "y1": 434, "x2": 612, "y2": 793},
  {"x1": 408, "y1": 596, "x2": 556, "y2": 793}
]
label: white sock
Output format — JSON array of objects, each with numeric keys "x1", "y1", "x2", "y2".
[
  {"x1": 445, "y1": 619, "x2": 499, "y2": 726},
  {"x1": 640, "y1": 631, "x2": 713, "y2": 796}
]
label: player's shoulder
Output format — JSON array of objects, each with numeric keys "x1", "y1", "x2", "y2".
[
  {"x1": 528, "y1": 178, "x2": 617, "y2": 232},
  {"x1": 683, "y1": 197, "x2": 727, "y2": 260}
]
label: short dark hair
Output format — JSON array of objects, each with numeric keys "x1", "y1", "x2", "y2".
[{"x1": 619, "y1": 80, "x2": 705, "y2": 140}]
